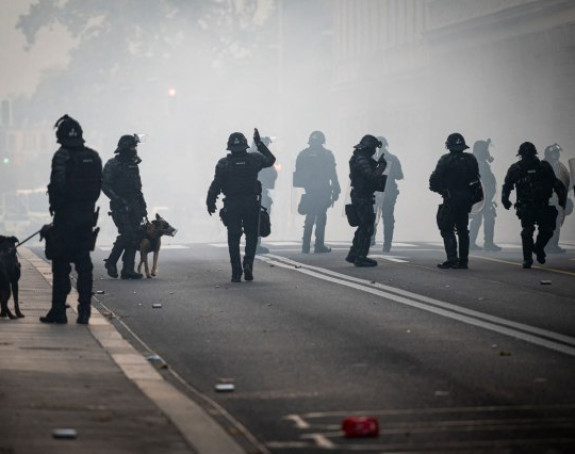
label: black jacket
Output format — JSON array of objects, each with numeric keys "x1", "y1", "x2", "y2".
[
  {"x1": 502, "y1": 156, "x2": 566, "y2": 208},
  {"x1": 207, "y1": 142, "x2": 276, "y2": 205},
  {"x1": 102, "y1": 152, "x2": 147, "y2": 215},
  {"x1": 349, "y1": 149, "x2": 387, "y2": 198}
]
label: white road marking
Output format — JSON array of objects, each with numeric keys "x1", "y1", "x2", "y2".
[
  {"x1": 258, "y1": 254, "x2": 575, "y2": 357},
  {"x1": 301, "y1": 433, "x2": 335, "y2": 449},
  {"x1": 369, "y1": 254, "x2": 409, "y2": 263},
  {"x1": 284, "y1": 415, "x2": 311, "y2": 429}
]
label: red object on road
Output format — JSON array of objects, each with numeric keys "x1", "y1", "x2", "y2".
[{"x1": 341, "y1": 416, "x2": 379, "y2": 438}]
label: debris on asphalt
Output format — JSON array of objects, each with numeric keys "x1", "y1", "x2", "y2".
[
  {"x1": 152, "y1": 303, "x2": 162, "y2": 309},
  {"x1": 146, "y1": 354, "x2": 162, "y2": 362},
  {"x1": 434, "y1": 390, "x2": 449, "y2": 397},
  {"x1": 101, "y1": 311, "x2": 114, "y2": 319},
  {"x1": 215, "y1": 383, "x2": 235, "y2": 392},
  {"x1": 342, "y1": 416, "x2": 379, "y2": 438},
  {"x1": 169, "y1": 291, "x2": 175, "y2": 294},
  {"x1": 95, "y1": 290, "x2": 105, "y2": 294},
  {"x1": 499, "y1": 351, "x2": 512, "y2": 356},
  {"x1": 540, "y1": 280, "x2": 552, "y2": 285},
  {"x1": 52, "y1": 428, "x2": 77, "y2": 439}
]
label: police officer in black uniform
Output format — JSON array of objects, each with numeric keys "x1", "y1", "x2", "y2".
[
  {"x1": 371, "y1": 136, "x2": 404, "y2": 252},
  {"x1": 41, "y1": 115, "x2": 102, "y2": 324},
  {"x1": 207, "y1": 128, "x2": 276, "y2": 282},
  {"x1": 430, "y1": 133, "x2": 481, "y2": 269},
  {"x1": 102, "y1": 134, "x2": 147, "y2": 279},
  {"x1": 501, "y1": 142, "x2": 566, "y2": 269},
  {"x1": 346, "y1": 134, "x2": 387, "y2": 267},
  {"x1": 254, "y1": 136, "x2": 277, "y2": 254},
  {"x1": 469, "y1": 139, "x2": 502, "y2": 251},
  {"x1": 293, "y1": 131, "x2": 341, "y2": 253}
]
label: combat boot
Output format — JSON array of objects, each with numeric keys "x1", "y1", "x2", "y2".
[
  {"x1": 104, "y1": 240, "x2": 124, "y2": 278},
  {"x1": 121, "y1": 247, "x2": 143, "y2": 279},
  {"x1": 76, "y1": 304, "x2": 91, "y2": 325},
  {"x1": 243, "y1": 259, "x2": 254, "y2": 281},
  {"x1": 40, "y1": 308, "x2": 67, "y2": 324},
  {"x1": 104, "y1": 259, "x2": 118, "y2": 278},
  {"x1": 121, "y1": 270, "x2": 143, "y2": 279},
  {"x1": 354, "y1": 256, "x2": 377, "y2": 267},
  {"x1": 483, "y1": 242, "x2": 502, "y2": 252},
  {"x1": 437, "y1": 260, "x2": 459, "y2": 269},
  {"x1": 231, "y1": 267, "x2": 242, "y2": 283},
  {"x1": 314, "y1": 244, "x2": 331, "y2": 253}
]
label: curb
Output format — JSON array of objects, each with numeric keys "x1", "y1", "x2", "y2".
[{"x1": 20, "y1": 247, "x2": 245, "y2": 454}]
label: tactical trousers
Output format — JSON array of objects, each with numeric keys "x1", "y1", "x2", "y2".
[
  {"x1": 224, "y1": 197, "x2": 259, "y2": 276},
  {"x1": 349, "y1": 197, "x2": 376, "y2": 259},
  {"x1": 437, "y1": 203, "x2": 470, "y2": 264},
  {"x1": 469, "y1": 205, "x2": 496, "y2": 246},
  {"x1": 303, "y1": 210, "x2": 328, "y2": 249},
  {"x1": 372, "y1": 193, "x2": 397, "y2": 249},
  {"x1": 51, "y1": 252, "x2": 93, "y2": 316},
  {"x1": 518, "y1": 205, "x2": 557, "y2": 261},
  {"x1": 109, "y1": 209, "x2": 142, "y2": 272}
]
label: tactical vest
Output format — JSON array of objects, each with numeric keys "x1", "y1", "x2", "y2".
[
  {"x1": 65, "y1": 147, "x2": 101, "y2": 203},
  {"x1": 111, "y1": 159, "x2": 142, "y2": 200},
  {"x1": 516, "y1": 161, "x2": 554, "y2": 206},
  {"x1": 442, "y1": 153, "x2": 477, "y2": 192},
  {"x1": 222, "y1": 153, "x2": 260, "y2": 197}
]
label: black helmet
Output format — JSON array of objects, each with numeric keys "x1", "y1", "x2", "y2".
[
  {"x1": 354, "y1": 134, "x2": 382, "y2": 150},
  {"x1": 308, "y1": 130, "x2": 326, "y2": 145},
  {"x1": 54, "y1": 114, "x2": 84, "y2": 147},
  {"x1": 445, "y1": 133, "x2": 469, "y2": 152},
  {"x1": 115, "y1": 134, "x2": 140, "y2": 153},
  {"x1": 517, "y1": 142, "x2": 537, "y2": 157},
  {"x1": 227, "y1": 132, "x2": 249, "y2": 152},
  {"x1": 544, "y1": 143, "x2": 562, "y2": 159}
]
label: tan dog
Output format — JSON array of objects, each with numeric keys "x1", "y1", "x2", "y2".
[{"x1": 137, "y1": 214, "x2": 177, "y2": 278}]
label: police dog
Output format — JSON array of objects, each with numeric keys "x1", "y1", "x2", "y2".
[
  {"x1": 0, "y1": 236, "x2": 23, "y2": 319},
  {"x1": 137, "y1": 214, "x2": 177, "y2": 278}
]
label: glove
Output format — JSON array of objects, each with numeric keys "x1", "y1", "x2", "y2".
[
  {"x1": 207, "y1": 202, "x2": 217, "y2": 216},
  {"x1": 253, "y1": 128, "x2": 261, "y2": 145},
  {"x1": 377, "y1": 155, "x2": 387, "y2": 171},
  {"x1": 502, "y1": 198, "x2": 512, "y2": 210}
]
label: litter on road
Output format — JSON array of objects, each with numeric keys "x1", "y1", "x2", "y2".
[{"x1": 52, "y1": 428, "x2": 77, "y2": 439}]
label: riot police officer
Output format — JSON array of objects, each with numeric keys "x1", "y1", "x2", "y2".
[
  {"x1": 371, "y1": 136, "x2": 404, "y2": 252},
  {"x1": 430, "y1": 133, "x2": 481, "y2": 269},
  {"x1": 543, "y1": 143, "x2": 572, "y2": 254},
  {"x1": 254, "y1": 136, "x2": 277, "y2": 254},
  {"x1": 207, "y1": 128, "x2": 276, "y2": 282},
  {"x1": 502, "y1": 142, "x2": 566, "y2": 269},
  {"x1": 346, "y1": 135, "x2": 387, "y2": 267},
  {"x1": 469, "y1": 139, "x2": 502, "y2": 251},
  {"x1": 293, "y1": 131, "x2": 341, "y2": 253},
  {"x1": 102, "y1": 134, "x2": 147, "y2": 279},
  {"x1": 41, "y1": 115, "x2": 102, "y2": 324}
]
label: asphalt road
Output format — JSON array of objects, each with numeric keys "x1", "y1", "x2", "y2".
[{"x1": 33, "y1": 240, "x2": 575, "y2": 453}]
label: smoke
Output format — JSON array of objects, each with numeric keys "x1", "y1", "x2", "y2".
[{"x1": 4, "y1": 1, "x2": 574, "y2": 245}]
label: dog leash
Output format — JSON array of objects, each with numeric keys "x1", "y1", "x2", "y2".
[{"x1": 16, "y1": 228, "x2": 43, "y2": 248}]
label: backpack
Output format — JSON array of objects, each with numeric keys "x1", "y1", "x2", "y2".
[{"x1": 65, "y1": 147, "x2": 102, "y2": 203}]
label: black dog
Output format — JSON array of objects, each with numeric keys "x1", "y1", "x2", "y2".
[{"x1": 0, "y1": 236, "x2": 23, "y2": 319}]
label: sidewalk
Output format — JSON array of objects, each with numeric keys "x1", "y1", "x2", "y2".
[{"x1": 0, "y1": 247, "x2": 244, "y2": 454}]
